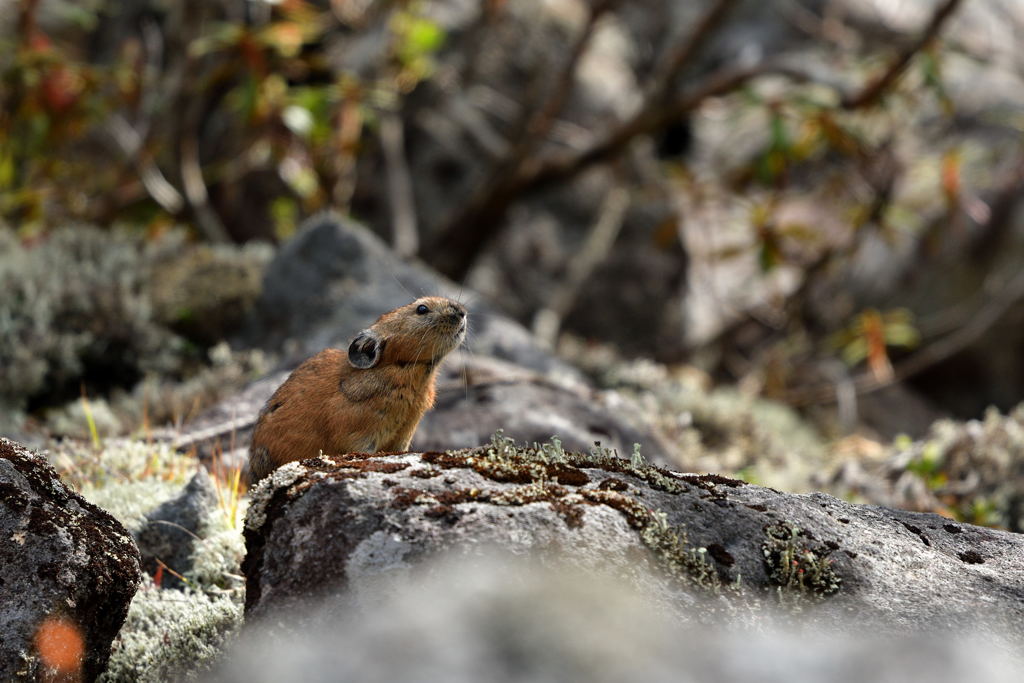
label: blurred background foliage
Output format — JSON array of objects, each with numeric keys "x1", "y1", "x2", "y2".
[{"x1": 4, "y1": 0, "x2": 1024, "y2": 476}]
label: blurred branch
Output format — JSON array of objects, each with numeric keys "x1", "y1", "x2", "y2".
[
  {"x1": 179, "y1": 64, "x2": 230, "y2": 243},
  {"x1": 458, "y1": 0, "x2": 505, "y2": 85},
  {"x1": 17, "y1": 0, "x2": 40, "y2": 45},
  {"x1": 518, "y1": 0, "x2": 619, "y2": 155},
  {"x1": 427, "y1": 0, "x2": 741, "y2": 279},
  {"x1": 428, "y1": 0, "x2": 619, "y2": 278},
  {"x1": 840, "y1": 0, "x2": 963, "y2": 109},
  {"x1": 381, "y1": 110, "x2": 419, "y2": 258},
  {"x1": 647, "y1": 0, "x2": 738, "y2": 100},
  {"x1": 106, "y1": 115, "x2": 185, "y2": 215},
  {"x1": 532, "y1": 184, "x2": 631, "y2": 346},
  {"x1": 181, "y1": 130, "x2": 231, "y2": 243},
  {"x1": 526, "y1": 62, "x2": 819, "y2": 190},
  {"x1": 786, "y1": 267, "x2": 1024, "y2": 407}
]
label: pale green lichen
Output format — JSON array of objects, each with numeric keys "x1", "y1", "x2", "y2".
[
  {"x1": 0, "y1": 226, "x2": 271, "y2": 437},
  {"x1": 639, "y1": 510, "x2": 720, "y2": 591},
  {"x1": 832, "y1": 404, "x2": 1024, "y2": 530},
  {"x1": 186, "y1": 518, "x2": 248, "y2": 592},
  {"x1": 49, "y1": 437, "x2": 247, "y2": 679},
  {"x1": 440, "y1": 434, "x2": 725, "y2": 591},
  {"x1": 761, "y1": 522, "x2": 841, "y2": 601},
  {"x1": 99, "y1": 580, "x2": 242, "y2": 683},
  {"x1": 0, "y1": 227, "x2": 185, "y2": 411},
  {"x1": 53, "y1": 439, "x2": 195, "y2": 528}
]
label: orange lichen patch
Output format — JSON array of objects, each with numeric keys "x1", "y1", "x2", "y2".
[{"x1": 34, "y1": 616, "x2": 84, "y2": 675}]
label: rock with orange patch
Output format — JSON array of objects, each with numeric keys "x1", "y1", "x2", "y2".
[{"x1": 0, "y1": 438, "x2": 141, "y2": 681}]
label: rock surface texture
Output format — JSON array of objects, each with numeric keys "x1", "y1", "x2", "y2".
[
  {"x1": 242, "y1": 443, "x2": 1024, "y2": 634},
  {"x1": 0, "y1": 438, "x2": 142, "y2": 681}
]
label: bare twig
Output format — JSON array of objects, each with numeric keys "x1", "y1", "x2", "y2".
[
  {"x1": 841, "y1": 0, "x2": 963, "y2": 109},
  {"x1": 380, "y1": 110, "x2": 419, "y2": 258},
  {"x1": 106, "y1": 115, "x2": 185, "y2": 215},
  {"x1": 429, "y1": 59, "x2": 815, "y2": 279},
  {"x1": 458, "y1": 0, "x2": 505, "y2": 85},
  {"x1": 533, "y1": 185, "x2": 631, "y2": 346},
  {"x1": 428, "y1": 1, "x2": 620, "y2": 276},
  {"x1": 525, "y1": 62, "x2": 821, "y2": 191},
  {"x1": 517, "y1": 0, "x2": 618, "y2": 156},
  {"x1": 17, "y1": 0, "x2": 40, "y2": 46},
  {"x1": 180, "y1": 130, "x2": 231, "y2": 243}
]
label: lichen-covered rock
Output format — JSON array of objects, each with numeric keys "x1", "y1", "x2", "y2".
[
  {"x1": 0, "y1": 438, "x2": 142, "y2": 681},
  {"x1": 562, "y1": 339, "x2": 832, "y2": 490},
  {"x1": 150, "y1": 242, "x2": 272, "y2": 347},
  {"x1": 56, "y1": 438, "x2": 246, "y2": 681},
  {"x1": 241, "y1": 438, "x2": 1024, "y2": 635}
]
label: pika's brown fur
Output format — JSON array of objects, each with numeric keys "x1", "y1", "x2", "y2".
[{"x1": 248, "y1": 296, "x2": 467, "y2": 482}]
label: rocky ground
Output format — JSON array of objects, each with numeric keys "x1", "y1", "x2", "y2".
[
  {"x1": 3, "y1": 214, "x2": 1024, "y2": 680},
  {"x1": 6, "y1": 1, "x2": 1024, "y2": 679}
]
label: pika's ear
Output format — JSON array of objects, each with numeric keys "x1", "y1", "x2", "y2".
[{"x1": 348, "y1": 329, "x2": 383, "y2": 369}]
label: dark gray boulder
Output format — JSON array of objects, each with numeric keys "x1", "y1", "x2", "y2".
[
  {"x1": 415, "y1": 354, "x2": 671, "y2": 459},
  {"x1": 134, "y1": 468, "x2": 219, "y2": 589},
  {"x1": 241, "y1": 443, "x2": 1024, "y2": 636},
  {"x1": 241, "y1": 212, "x2": 578, "y2": 379},
  {"x1": 0, "y1": 438, "x2": 142, "y2": 681}
]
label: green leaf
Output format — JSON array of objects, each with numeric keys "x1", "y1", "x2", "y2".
[{"x1": 404, "y1": 17, "x2": 445, "y2": 55}]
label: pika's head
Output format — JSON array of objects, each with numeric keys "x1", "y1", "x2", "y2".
[{"x1": 347, "y1": 296, "x2": 467, "y2": 369}]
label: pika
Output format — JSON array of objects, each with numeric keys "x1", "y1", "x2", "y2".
[{"x1": 248, "y1": 296, "x2": 467, "y2": 482}]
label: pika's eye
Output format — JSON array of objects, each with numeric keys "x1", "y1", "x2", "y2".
[{"x1": 416, "y1": 304, "x2": 429, "y2": 315}]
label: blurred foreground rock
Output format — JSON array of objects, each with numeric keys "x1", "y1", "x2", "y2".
[
  {"x1": 0, "y1": 438, "x2": 142, "y2": 681},
  {"x1": 219, "y1": 555, "x2": 1023, "y2": 683},
  {"x1": 241, "y1": 444, "x2": 1024, "y2": 635},
  {"x1": 173, "y1": 214, "x2": 672, "y2": 473}
]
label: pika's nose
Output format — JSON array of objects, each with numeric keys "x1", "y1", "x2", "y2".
[{"x1": 447, "y1": 305, "x2": 466, "y2": 324}]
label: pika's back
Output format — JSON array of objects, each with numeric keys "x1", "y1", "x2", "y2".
[{"x1": 249, "y1": 296, "x2": 467, "y2": 482}]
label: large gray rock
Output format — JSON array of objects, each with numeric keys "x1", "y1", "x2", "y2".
[
  {"x1": 172, "y1": 214, "x2": 672, "y2": 472},
  {"x1": 241, "y1": 444, "x2": 1024, "y2": 634},
  {"x1": 415, "y1": 354, "x2": 670, "y2": 459},
  {"x1": 0, "y1": 438, "x2": 142, "y2": 681},
  {"x1": 242, "y1": 212, "x2": 577, "y2": 378}
]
